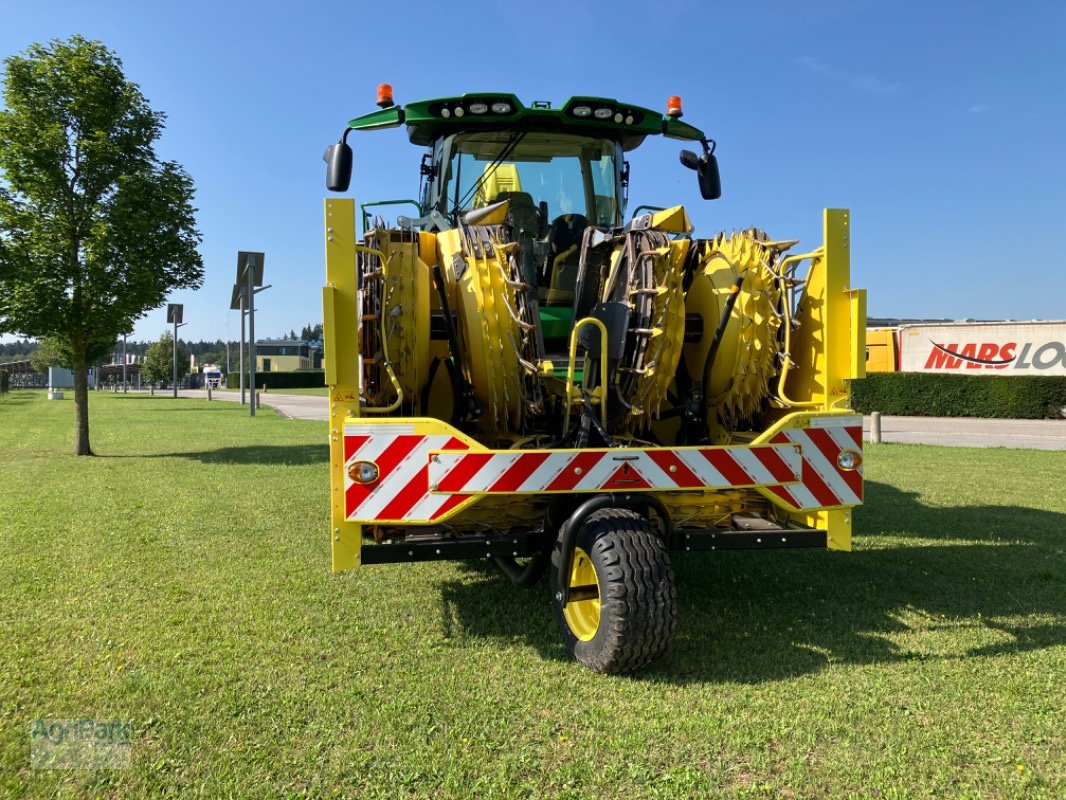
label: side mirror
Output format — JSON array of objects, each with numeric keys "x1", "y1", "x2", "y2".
[
  {"x1": 679, "y1": 147, "x2": 722, "y2": 200},
  {"x1": 324, "y1": 139, "x2": 353, "y2": 192},
  {"x1": 697, "y1": 153, "x2": 721, "y2": 200},
  {"x1": 679, "y1": 149, "x2": 700, "y2": 170}
]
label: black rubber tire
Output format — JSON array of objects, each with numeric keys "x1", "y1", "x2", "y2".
[{"x1": 551, "y1": 508, "x2": 677, "y2": 673}]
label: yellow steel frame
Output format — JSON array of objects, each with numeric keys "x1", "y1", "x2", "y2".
[
  {"x1": 783, "y1": 209, "x2": 867, "y2": 410},
  {"x1": 324, "y1": 199, "x2": 363, "y2": 571},
  {"x1": 324, "y1": 203, "x2": 864, "y2": 567},
  {"x1": 775, "y1": 209, "x2": 866, "y2": 550}
]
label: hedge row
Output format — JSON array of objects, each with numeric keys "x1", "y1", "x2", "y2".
[
  {"x1": 849, "y1": 373, "x2": 1066, "y2": 419},
  {"x1": 219, "y1": 370, "x2": 1066, "y2": 418},
  {"x1": 225, "y1": 371, "x2": 325, "y2": 390}
]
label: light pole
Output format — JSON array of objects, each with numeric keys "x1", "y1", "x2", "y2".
[
  {"x1": 167, "y1": 304, "x2": 186, "y2": 398},
  {"x1": 231, "y1": 284, "x2": 245, "y2": 404},
  {"x1": 247, "y1": 267, "x2": 255, "y2": 415},
  {"x1": 230, "y1": 281, "x2": 270, "y2": 409},
  {"x1": 235, "y1": 252, "x2": 266, "y2": 417}
]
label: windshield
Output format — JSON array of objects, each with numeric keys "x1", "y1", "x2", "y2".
[{"x1": 439, "y1": 131, "x2": 622, "y2": 227}]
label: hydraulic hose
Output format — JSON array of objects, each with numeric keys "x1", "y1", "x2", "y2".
[
  {"x1": 701, "y1": 274, "x2": 745, "y2": 409},
  {"x1": 687, "y1": 273, "x2": 744, "y2": 441}
]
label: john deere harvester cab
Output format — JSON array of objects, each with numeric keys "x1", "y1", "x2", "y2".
[{"x1": 322, "y1": 87, "x2": 866, "y2": 673}]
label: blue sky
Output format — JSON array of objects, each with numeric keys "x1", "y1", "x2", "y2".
[{"x1": 2, "y1": 0, "x2": 1064, "y2": 343}]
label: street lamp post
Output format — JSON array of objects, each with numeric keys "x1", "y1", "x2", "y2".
[
  {"x1": 167, "y1": 304, "x2": 185, "y2": 398},
  {"x1": 231, "y1": 285, "x2": 245, "y2": 404},
  {"x1": 235, "y1": 252, "x2": 265, "y2": 418},
  {"x1": 247, "y1": 265, "x2": 255, "y2": 416}
]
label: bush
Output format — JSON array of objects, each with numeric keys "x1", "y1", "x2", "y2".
[
  {"x1": 849, "y1": 373, "x2": 1066, "y2": 419},
  {"x1": 225, "y1": 370, "x2": 325, "y2": 390}
]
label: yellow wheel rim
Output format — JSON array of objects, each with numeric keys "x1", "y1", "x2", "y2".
[{"x1": 563, "y1": 547, "x2": 601, "y2": 641}]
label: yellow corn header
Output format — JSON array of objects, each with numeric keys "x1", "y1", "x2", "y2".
[{"x1": 322, "y1": 90, "x2": 866, "y2": 672}]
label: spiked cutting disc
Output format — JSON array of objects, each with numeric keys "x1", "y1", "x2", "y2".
[{"x1": 684, "y1": 229, "x2": 789, "y2": 428}]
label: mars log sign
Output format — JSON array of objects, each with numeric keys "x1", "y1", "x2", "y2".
[{"x1": 900, "y1": 322, "x2": 1066, "y2": 375}]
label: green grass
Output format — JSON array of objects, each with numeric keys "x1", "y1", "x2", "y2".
[{"x1": 1, "y1": 391, "x2": 1063, "y2": 798}]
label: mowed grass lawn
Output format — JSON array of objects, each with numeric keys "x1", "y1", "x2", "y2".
[{"x1": 1, "y1": 391, "x2": 1063, "y2": 799}]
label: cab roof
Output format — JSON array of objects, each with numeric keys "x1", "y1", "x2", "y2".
[{"x1": 347, "y1": 93, "x2": 706, "y2": 151}]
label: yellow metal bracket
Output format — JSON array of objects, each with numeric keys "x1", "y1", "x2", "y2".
[
  {"x1": 324, "y1": 198, "x2": 363, "y2": 572},
  {"x1": 782, "y1": 209, "x2": 867, "y2": 411}
]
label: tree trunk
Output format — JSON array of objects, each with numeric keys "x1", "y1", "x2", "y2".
[{"x1": 73, "y1": 355, "x2": 94, "y2": 456}]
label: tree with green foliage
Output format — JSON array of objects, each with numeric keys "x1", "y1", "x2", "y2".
[
  {"x1": 28, "y1": 337, "x2": 66, "y2": 374},
  {"x1": 142, "y1": 331, "x2": 187, "y2": 386},
  {"x1": 0, "y1": 36, "x2": 203, "y2": 454},
  {"x1": 28, "y1": 334, "x2": 114, "y2": 374}
]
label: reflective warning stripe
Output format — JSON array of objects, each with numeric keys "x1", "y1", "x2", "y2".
[
  {"x1": 343, "y1": 428, "x2": 470, "y2": 523},
  {"x1": 428, "y1": 444, "x2": 802, "y2": 495},
  {"x1": 765, "y1": 417, "x2": 864, "y2": 509},
  {"x1": 343, "y1": 417, "x2": 863, "y2": 523}
]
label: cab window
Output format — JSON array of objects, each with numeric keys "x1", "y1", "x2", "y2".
[{"x1": 441, "y1": 132, "x2": 622, "y2": 227}]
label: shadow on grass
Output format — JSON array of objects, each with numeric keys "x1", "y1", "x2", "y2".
[
  {"x1": 0, "y1": 392, "x2": 39, "y2": 406},
  {"x1": 104, "y1": 443, "x2": 329, "y2": 465},
  {"x1": 435, "y1": 480, "x2": 1066, "y2": 683},
  {"x1": 145, "y1": 407, "x2": 249, "y2": 412},
  {"x1": 176, "y1": 444, "x2": 329, "y2": 465},
  {"x1": 170, "y1": 444, "x2": 329, "y2": 465}
]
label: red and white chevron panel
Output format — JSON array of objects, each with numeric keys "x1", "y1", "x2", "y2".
[
  {"x1": 343, "y1": 416, "x2": 863, "y2": 524},
  {"x1": 427, "y1": 444, "x2": 801, "y2": 495},
  {"x1": 763, "y1": 416, "x2": 864, "y2": 510},
  {"x1": 343, "y1": 425, "x2": 472, "y2": 523}
]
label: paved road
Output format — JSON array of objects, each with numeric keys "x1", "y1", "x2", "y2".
[
  {"x1": 181, "y1": 390, "x2": 1066, "y2": 450},
  {"x1": 180, "y1": 389, "x2": 330, "y2": 421},
  {"x1": 863, "y1": 415, "x2": 1066, "y2": 451}
]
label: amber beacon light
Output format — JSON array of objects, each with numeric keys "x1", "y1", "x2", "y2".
[{"x1": 377, "y1": 83, "x2": 394, "y2": 108}]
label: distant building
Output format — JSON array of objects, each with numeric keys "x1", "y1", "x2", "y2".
[{"x1": 254, "y1": 339, "x2": 321, "y2": 372}]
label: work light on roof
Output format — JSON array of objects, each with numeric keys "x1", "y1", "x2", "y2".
[
  {"x1": 594, "y1": 107, "x2": 613, "y2": 119},
  {"x1": 469, "y1": 102, "x2": 489, "y2": 115},
  {"x1": 491, "y1": 101, "x2": 512, "y2": 114},
  {"x1": 572, "y1": 105, "x2": 592, "y2": 118}
]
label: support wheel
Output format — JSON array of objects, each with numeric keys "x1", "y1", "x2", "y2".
[{"x1": 551, "y1": 509, "x2": 677, "y2": 673}]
